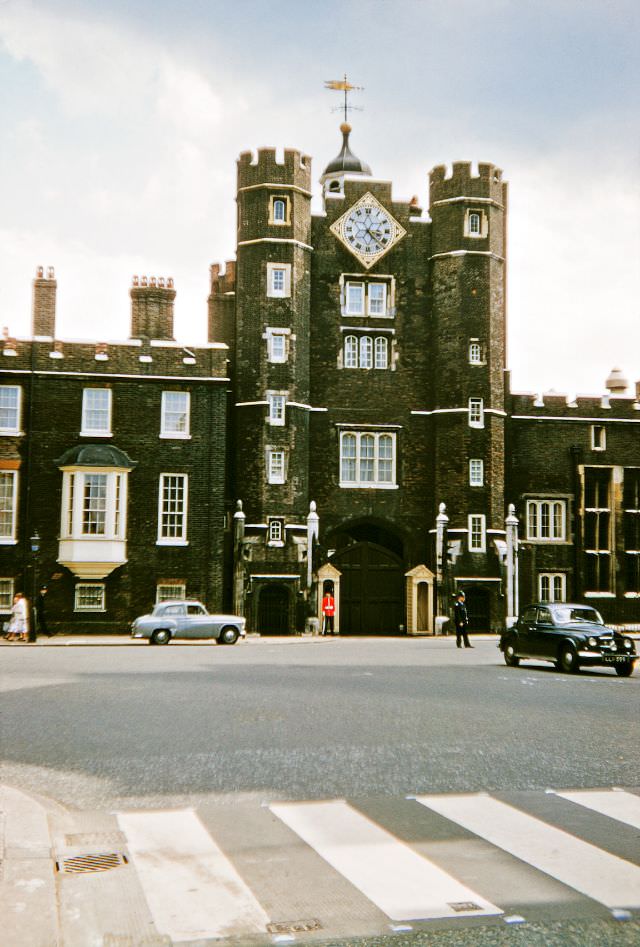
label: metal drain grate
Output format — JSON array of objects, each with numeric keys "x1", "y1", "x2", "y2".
[
  {"x1": 267, "y1": 919, "x2": 323, "y2": 934},
  {"x1": 56, "y1": 851, "x2": 128, "y2": 873}
]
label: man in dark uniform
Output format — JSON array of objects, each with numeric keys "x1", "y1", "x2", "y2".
[
  {"x1": 35, "y1": 585, "x2": 54, "y2": 637},
  {"x1": 453, "y1": 591, "x2": 473, "y2": 648}
]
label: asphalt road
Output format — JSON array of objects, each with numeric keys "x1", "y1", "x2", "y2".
[
  {"x1": 0, "y1": 637, "x2": 638, "y2": 808},
  {"x1": 1, "y1": 637, "x2": 639, "y2": 947}
]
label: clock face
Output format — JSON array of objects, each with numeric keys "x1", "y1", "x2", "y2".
[{"x1": 330, "y1": 193, "x2": 406, "y2": 269}]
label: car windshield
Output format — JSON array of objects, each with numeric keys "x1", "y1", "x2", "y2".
[{"x1": 552, "y1": 606, "x2": 603, "y2": 625}]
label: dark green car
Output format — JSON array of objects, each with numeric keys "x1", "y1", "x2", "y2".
[{"x1": 500, "y1": 604, "x2": 637, "y2": 676}]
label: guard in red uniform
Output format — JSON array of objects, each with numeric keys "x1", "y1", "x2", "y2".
[{"x1": 321, "y1": 590, "x2": 336, "y2": 635}]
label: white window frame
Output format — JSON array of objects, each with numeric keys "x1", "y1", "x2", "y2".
[
  {"x1": 157, "y1": 473, "x2": 188, "y2": 545},
  {"x1": 60, "y1": 469, "x2": 128, "y2": 541},
  {"x1": 359, "y1": 336, "x2": 373, "y2": 369},
  {"x1": 81, "y1": 388, "x2": 112, "y2": 436},
  {"x1": 468, "y1": 341, "x2": 482, "y2": 364},
  {"x1": 339, "y1": 431, "x2": 397, "y2": 488},
  {"x1": 74, "y1": 583, "x2": 106, "y2": 612},
  {"x1": 469, "y1": 459, "x2": 484, "y2": 486},
  {"x1": 345, "y1": 281, "x2": 365, "y2": 315},
  {"x1": 465, "y1": 209, "x2": 487, "y2": 238},
  {"x1": 156, "y1": 582, "x2": 186, "y2": 603},
  {"x1": 266, "y1": 328, "x2": 289, "y2": 363},
  {"x1": 526, "y1": 499, "x2": 567, "y2": 541},
  {"x1": 0, "y1": 470, "x2": 19, "y2": 543},
  {"x1": 160, "y1": 391, "x2": 191, "y2": 439},
  {"x1": 468, "y1": 514, "x2": 486, "y2": 552},
  {"x1": 0, "y1": 386, "x2": 21, "y2": 434},
  {"x1": 266, "y1": 263, "x2": 291, "y2": 298},
  {"x1": 367, "y1": 283, "x2": 387, "y2": 316},
  {"x1": 268, "y1": 518, "x2": 284, "y2": 545},
  {"x1": 267, "y1": 449, "x2": 286, "y2": 484},
  {"x1": 468, "y1": 398, "x2": 484, "y2": 428},
  {"x1": 539, "y1": 573, "x2": 566, "y2": 603},
  {"x1": 591, "y1": 424, "x2": 606, "y2": 451},
  {"x1": 344, "y1": 335, "x2": 358, "y2": 369},
  {"x1": 374, "y1": 336, "x2": 388, "y2": 370},
  {"x1": 0, "y1": 577, "x2": 15, "y2": 612},
  {"x1": 267, "y1": 391, "x2": 286, "y2": 426}
]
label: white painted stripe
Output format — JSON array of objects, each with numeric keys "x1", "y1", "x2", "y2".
[
  {"x1": 116, "y1": 809, "x2": 269, "y2": 942},
  {"x1": 270, "y1": 799, "x2": 501, "y2": 921},
  {"x1": 555, "y1": 789, "x2": 640, "y2": 832},
  {"x1": 415, "y1": 794, "x2": 640, "y2": 909}
]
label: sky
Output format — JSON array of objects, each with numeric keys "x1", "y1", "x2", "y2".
[{"x1": 0, "y1": 0, "x2": 638, "y2": 396}]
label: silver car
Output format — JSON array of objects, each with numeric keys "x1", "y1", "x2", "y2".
[{"x1": 131, "y1": 600, "x2": 246, "y2": 645}]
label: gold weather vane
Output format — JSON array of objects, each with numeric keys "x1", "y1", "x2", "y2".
[{"x1": 324, "y1": 75, "x2": 364, "y2": 123}]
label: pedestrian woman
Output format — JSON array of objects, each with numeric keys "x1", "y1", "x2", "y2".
[{"x1": 5, "y1": 592, "x2": 29, "y2": 642}]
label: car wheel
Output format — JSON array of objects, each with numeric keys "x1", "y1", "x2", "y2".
[
  {"x1": 614, "y1": 662, "x2": 634, "y2": 678},
  {"x1": 558, "y1": 644, "x2": 579, "y2": 673},
  {"x1": 218, "y1": 626, "x2": 239, "y2": 645},
  {"x1": 504, "y1": 639, "x2": 520, "y2": 667},
  {"x1": 151, "y1": 629, "x2": 171, "y2": 646}
]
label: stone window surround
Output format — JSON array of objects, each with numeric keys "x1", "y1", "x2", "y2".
[
  {"x1": 266, "y1": 262, "x2": 292, "y2": 298},
  {"x1": 339, "y1": 273, "x2": 395, "y2": 318},
  {"x1": 468, "y1": 513, "x2": 486, "y2": 552}
]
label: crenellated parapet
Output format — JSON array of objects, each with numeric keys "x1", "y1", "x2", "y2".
[
  {"x1": 237, "y1": 148, "x2": 312, "y2": 193},
  {"x1": 429, "y1": 161, "x2": 506, "y2": 207},
  {"x1": 511, "y1": 390, "x2": 640, "y2": 418}
]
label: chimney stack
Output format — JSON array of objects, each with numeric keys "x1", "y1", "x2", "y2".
[
  {"x1": 32, "y1": 266, "x2": 57, "y2": 337},
  {"x1": 130, "y1": 275, "x2": 176, "y2": 340}
]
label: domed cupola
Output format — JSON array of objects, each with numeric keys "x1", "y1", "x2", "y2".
[{"x1": 321, "y1": 122, "x2": 372, "y2": 195}]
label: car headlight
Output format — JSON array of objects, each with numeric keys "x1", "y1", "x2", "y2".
[
  {"x1": 624, "y1": 638, "x2": 633, "y2": 649},
  {"x1": 588, "y1": 637, "x2": 597, "y2": 648}
]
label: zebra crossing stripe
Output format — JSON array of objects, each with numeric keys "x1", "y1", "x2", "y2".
[
  {"x1": 270, "y1": 799, "x2": 502, "y2": 921},
  {"x1": 554, "y1": 789, "x2": 640, "y2": 832},
  {"x1": 116, "y1": 809, "x2": 270, "y2": 942},
  {"x1": 415, "y1": 793, "x2": 640, "y2": 910}
]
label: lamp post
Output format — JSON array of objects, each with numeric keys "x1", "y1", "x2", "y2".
[{"x1": 29, "y1": 530, "x2": 40, "y2": 642}]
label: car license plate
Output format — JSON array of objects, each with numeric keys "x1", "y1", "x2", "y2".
[{"x1": 603, "y1": 655, "x2": 627, "y2": 663}]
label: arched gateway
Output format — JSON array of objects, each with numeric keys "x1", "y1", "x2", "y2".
[{"x1": 328, "y1": 523, "x2": 405, "y2": 635}]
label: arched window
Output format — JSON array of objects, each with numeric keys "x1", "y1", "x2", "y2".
[
  {"x1": 341, "y1": 433, "x2": 357, "y2": 482},
  {"x1": 374, "y1": 336, "x2": 388, "y2": 369},
  {"x1": 359, "y1": 434, "x2": 375, "y2": 481},
  {"x1": 469, "y1": 212, "x2": 481, "y2": 235},
  {"x1": 273, "y1": 199, "x2": 286, "y2": 223},
  {"x1": 359, "y1": 336, "x2": 373, "y2": 369},
  {"x1": 378, "y1": 435, "x2": 393, "y2": 482},
  {"x1": 344, "y1": 336, "x2": 358, "y2": 368}
]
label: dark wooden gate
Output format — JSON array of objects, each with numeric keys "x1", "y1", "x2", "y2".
[
  {"x1": 465, "y1": 586, "x2": 490, "y2": 632},
  {"x1": 257, "y1": 583, "x2": 290, "y2": 635},
  {"x1": 334, "y1": 542, "x2": 404, "y2": 635}
]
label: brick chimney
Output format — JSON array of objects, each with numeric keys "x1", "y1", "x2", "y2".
[
  {"x1": 32, "y1": 266, "x2": 57, "y2": 337},
  {"x1": 130, "y1": 275, "x2": 176, "y2": 340}
]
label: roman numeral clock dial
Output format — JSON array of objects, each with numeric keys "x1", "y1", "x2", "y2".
[{"x1": 330, "y1": 192, "x2": 406, "y2": 268}]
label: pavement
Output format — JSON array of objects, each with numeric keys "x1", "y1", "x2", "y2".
[{"x1": 0, "y1": 633, "x2": 508, "y2": 647}]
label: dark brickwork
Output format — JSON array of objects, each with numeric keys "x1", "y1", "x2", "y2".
[
  {"x1": 2, "y1": 142, "x2": 638, "y2": 637},
  {"x1": 0, "y1": 275, "x2": 229, "y2": 633}
]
